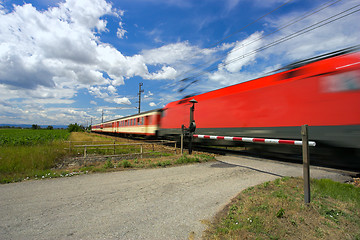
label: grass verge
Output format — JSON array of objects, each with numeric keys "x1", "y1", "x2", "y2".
[
  {"x1": 203, "y1": 177, "x2": 360, "y2": 240},
  {"x1": 1, "y1": 131, "x2": 216, "y2": 183}
]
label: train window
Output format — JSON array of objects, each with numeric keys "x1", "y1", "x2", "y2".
[{"x1": 148, "y1": 116, "x2": 152, "y2": 125}]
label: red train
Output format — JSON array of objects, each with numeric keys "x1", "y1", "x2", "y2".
[{"x1": 92, "y1": 47, "x2": 360, "y2": 168}]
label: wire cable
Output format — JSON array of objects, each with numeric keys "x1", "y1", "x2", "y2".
[
  {"x1": 175, "y1": 0, "x2": 343, "y2": 83},
  {"x1": 177, "y1": 4, "x2": 360, "y2": 90}
]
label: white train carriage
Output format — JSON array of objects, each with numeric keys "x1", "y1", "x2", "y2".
[{"x1": 91, "y1": 109, "x2": 162, "y2": 137}]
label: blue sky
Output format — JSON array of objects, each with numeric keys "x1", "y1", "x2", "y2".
[{"x1": 0, "y1": 0, "x2": 359, "y2": 126}]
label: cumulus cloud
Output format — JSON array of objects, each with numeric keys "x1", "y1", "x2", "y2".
[
  {"x1": 0, "y1": 0, "x2": 113, "y2": 93},
  {"x1": 222, "y1": 31, "x2": 263, "y2": 73},
  {"x1": 142, "y1": 42, "x2": 199, "y2": 64},
  {"x1": 117, "y1": 22, "x2": 127, "y2": 39},
  {"x1": 0, "y1": 0, "x2": 182, "y2": 105},
  {"x1": 113, "y1": 97, "x2": 131, "y2": 105},
  {"x1": 144, "y1": 66, "x2": 177, "y2": 80}
]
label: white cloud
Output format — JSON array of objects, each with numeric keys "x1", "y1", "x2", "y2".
[
  {"x1": 145, "y1": 66, "x2": 177, "y2": 80},
  {"x1": 149, "y1": 102, "x2": 157, "y2": 107},
  {"x1": 117, "y1": 21, "x2": 127, "y2": 39},
  {"x1": 108, "y1": 85, "x2": 117, "y2": 94},
  {"x1": 142, "y1": 41, "x2": 207, "y2": 65},
  {"x1": 113, "y1": 97, "x2": 131, "y2": 105},
  {"x1": 117, "y1": 28, "x2": 127, "y2": 39},
  {"x1": 222, "y1": 31, "x2": 263, "y2": 73},
  {"x1": 144, "y1": 91, "x2": 154, "y2": 98}
]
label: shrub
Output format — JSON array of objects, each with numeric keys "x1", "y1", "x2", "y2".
[
  {"x1": 122, "y1": 160, "x2": 132, "y2": 168},
  {"x1": 103, "y1": 159, "x2": 114, "y2": 169}
]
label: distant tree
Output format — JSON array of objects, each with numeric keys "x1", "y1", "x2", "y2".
[
  {"x1": 68, "y1": 123, "x2": 84, "y2": 132},
  {"x1": 32, "y1": 124, "x2": 41, "y2": 130},
  {"x1": 47, "y1": 125, "x2": 54, "y2": 130}
]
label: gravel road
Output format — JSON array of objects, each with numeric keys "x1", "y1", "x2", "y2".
[{"x1": 0, "y1": 156, "x2": 352, "y2": 240}]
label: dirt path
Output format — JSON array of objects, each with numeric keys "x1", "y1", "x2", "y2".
[{"x1": 0, "y1": 157, "x2": 351, "y2": 240}]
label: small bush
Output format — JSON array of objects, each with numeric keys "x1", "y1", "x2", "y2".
[
  {"x1": 121, "y1": 160, "x2": 132, "y2": 168},
  {"x1": 103, "y1": 159, "x2": 114, "y2": 169},
  {"x1": 276, "y1": 208, "x2": 285, "y2": 218}
]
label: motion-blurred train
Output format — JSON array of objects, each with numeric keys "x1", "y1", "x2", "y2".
[{"x1": 92, "y1": 47, "x2": 360, "y2": 168}]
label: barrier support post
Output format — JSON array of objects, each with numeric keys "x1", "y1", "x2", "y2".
[
  {"x1": 140, "y1": 145, "x2": 143, "y2": 159},
  {"x1": 181, "y1": 125, "x2": 184, "y2": 155},
  {"x1": 113, "y1": 140, "x2": 116, "y2": 155},
  {"x1": 302, "y1": 124, "x2": 311, "y2": 204}
]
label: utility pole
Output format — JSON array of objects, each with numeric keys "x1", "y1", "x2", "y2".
[
  {"x1": 138, "y1": 82, "x2": 144, "y2": 114},
  {"x1": 101, "y1": 109, "x2": 104, "y2": 123}
]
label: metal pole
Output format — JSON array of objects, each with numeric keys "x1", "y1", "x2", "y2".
[
  {"x1": 181, "y1": 125, "x2": 184, "y2": 155},
  {"x1": 302, "y1": 124, "x2": 310, "y2": 204},
  {"x1": 138, "y1": 83, "x2": 144, "y2": 114},
  {"x1": 188, "y1": 100, "x2": 197, "y2": 155},
  {"x1": 113, "y1": 140, "x2": 116, "y2": 155}
]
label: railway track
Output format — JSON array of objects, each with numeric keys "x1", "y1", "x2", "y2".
[{"x1": 93, "y1": 132, "x2": 360, "y2": 176}]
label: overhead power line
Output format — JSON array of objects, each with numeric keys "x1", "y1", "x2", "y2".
[
  {"x1": 175, "y1": 0, "x2": 343, "y2": 84},
  {"x1": 174, "y1": 0, "x2": 296, "y2": 79},
  {"x1": 176, "y1": 3, "x2": 360, "y2": 91}
]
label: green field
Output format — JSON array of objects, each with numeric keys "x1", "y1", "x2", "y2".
[
  {"x1": 0, "y1": 129, "x2": 70, "y2": 146},
  {"x1": 0, "y1": 130, "x2": 215, "y2": 183},
  {"x1": 0, "y1": 129, "x2": 70, "y2": 183}
]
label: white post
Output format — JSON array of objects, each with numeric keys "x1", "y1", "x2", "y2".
[{"x1": 140, "y1": 144, "x2": 143, "y2": 158}]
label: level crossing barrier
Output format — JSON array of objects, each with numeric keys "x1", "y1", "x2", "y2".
[
  {"x1": 193, "y1": 134, "x2": 316, "y2": 147},
  {"x1": 191, "y1": 125, "x2": 314, "y2": 204}
]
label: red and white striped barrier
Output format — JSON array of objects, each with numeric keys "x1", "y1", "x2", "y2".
[{"x1": 193, "y1": 134, "x2": 316, "y2": 147}]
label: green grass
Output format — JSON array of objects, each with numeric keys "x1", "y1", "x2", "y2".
[
  {"x1": 0, "y1": 141, "x2": 69, "y2": 183},
  {"x1": 312, "y1": 178, "x2": 360, "y2": 207},
  {"x1": 204, "y1": 177, "x2": 360, "y2": 240},
  {"x1": 1, "y1": 130, "x2": 216, "y2": 183},
  {"x1": 0, "y1": 129, "x2": 72, "y2": 183},
  {"x1": 0, "y1": 129, "x2": 69, "y2": 146}
]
